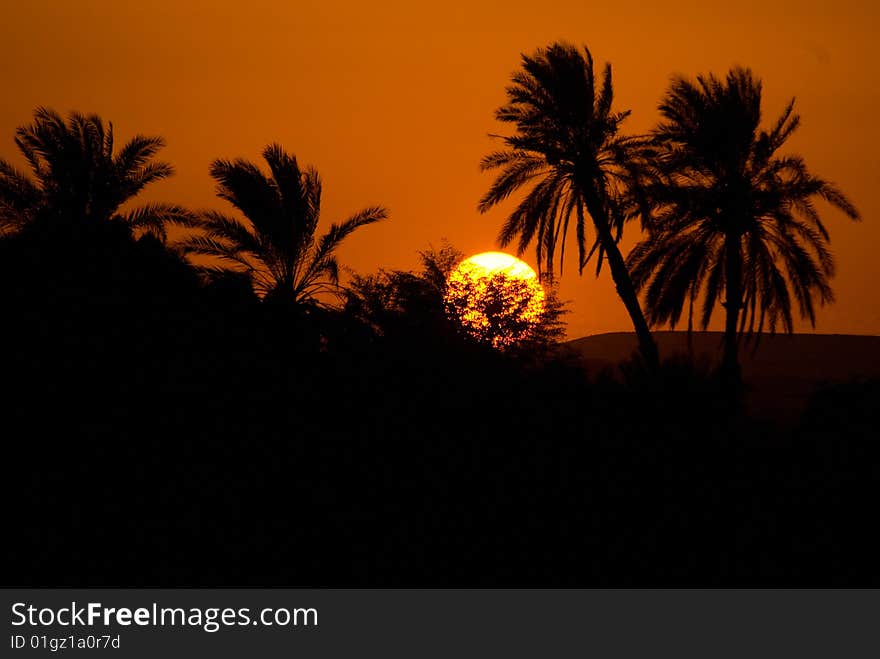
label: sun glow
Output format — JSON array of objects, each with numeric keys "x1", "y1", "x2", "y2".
[{"x1": 444, "y1": 252, "x2": 545, "y2": 349}]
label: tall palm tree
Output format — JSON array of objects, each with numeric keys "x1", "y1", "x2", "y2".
[
  {"x1": 180, "y1": 144, "x2": 386, "y2": 305},
  {"x1": 627, "y1": 68, "x2": 860, "y2": 386},
  {"x1": 0, "y1": 107, "x2": 194, "y2": 239},
  {"x1": 479, "y1": 43, "x2": 659, "y2": 368}
]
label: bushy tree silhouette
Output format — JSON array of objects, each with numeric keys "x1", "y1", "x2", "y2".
[
  {"x1": 0, "y1": 107, "x2": 194, "y2": 240},
  {"x1": 180, "y1": 144, "x2": 386, "y2": 307},
  {"x1": 479, "y1": 43, "x2": 658, "y2": 367},
  {"x1": 444, "y1": 267, "x2": 544, "y2": 350},
  {"x1": 344, "y1": 242, "x2": 462, "y2": 339},
  {"x1": 627, "y1": 68, "x2": 860, "y2": 387},
  {"x1": 346, "y1": 242, "x2": 567, "y2": 352}
]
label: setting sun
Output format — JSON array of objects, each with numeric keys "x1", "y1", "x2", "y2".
[{"x1": 444, "y1": 252, "x2": 545, "y2": 349}]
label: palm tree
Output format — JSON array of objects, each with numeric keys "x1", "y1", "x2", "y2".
[
  {"x1": 180, "y1": 144, "x2": 386, "y2": 306},
  {"x1": 627, "y1": 68, "x2": 860, "y2": 387},
  {"x1": 0, "y1": 107, "x2": 194, "y2": 239},
  {"x1": 479, "y1": 43, "x2": 659, "y2": 368}
]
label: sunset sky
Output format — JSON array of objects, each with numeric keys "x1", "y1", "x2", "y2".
[{"x1": 2, "y1": 0, "x2": 876, "y2": 338}]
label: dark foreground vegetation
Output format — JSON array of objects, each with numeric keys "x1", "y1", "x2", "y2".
[
  {"x1": 3, "y1": 221, "x2": 878, "y2": 586},
  {"x1": 1, "y1": 38, "x2": 875, "y2": 585}
]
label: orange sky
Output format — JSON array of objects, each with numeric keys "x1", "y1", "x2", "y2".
[{"x1": 2, "y1": 0, "x2": 877, "y2": 337}]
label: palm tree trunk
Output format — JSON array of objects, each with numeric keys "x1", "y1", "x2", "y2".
[
  {"x1": 588, "y1": 207, "x2": 660, "y2": 370},
  {"x1": 603, "y1": 237, "x2": 660, "y2": 369},
  {"x1": 721, "y1": 234, "x2": 743, "y2": 391}
]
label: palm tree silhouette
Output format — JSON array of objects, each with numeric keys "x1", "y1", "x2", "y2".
[
  {"x1": 627, "y1": 68, "x2": 860, "y2": 387},
  {"x1": 0, "y1": 107, "x2": 194, "y2": 239},
  {"x1": 479, "y1": 43, "x2": 659, "y2": 368},
  {"x1": 181, "y1": 144, "x2": 386, "y2": 306}
]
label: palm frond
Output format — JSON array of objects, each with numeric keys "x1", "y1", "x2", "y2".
[
  {"x1": 209, "y1": 157, "x2": 280, "y2": 233},
  {"x1": 120, "y1": 203, "x2": 199, "y2": 241},
  {"x1": 0, "y1": 159, "x2": 41, "y2": 215},
  {"x1": 197, "y1": 210, "x2": 262, "y2": 253},
  {"x1": 478, "y1": 153, "x2": 547, "y2": 212},
  {"x1": 114, "y1": 135, "x2": 166, "y2": 175}
]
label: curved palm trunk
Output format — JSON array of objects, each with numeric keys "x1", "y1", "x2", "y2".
[
  {"x1": 602, "y1": 236, "x2": 660, "y2": 369},
  {"x1": 721, "y1": 234, "x2": 743, "y2": 392},
  {"x1": 587, "y1": 201, "x2": 660, "y2": 370}
]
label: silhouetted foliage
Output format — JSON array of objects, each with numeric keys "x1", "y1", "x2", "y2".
[
  {"x1": 444, "y1": 269, "x2": 564, "y2": 351},
  {"x1": 628, "y1": 69, "x2": 860, "y2": 388},
  {"x1": 179, "y1": 143, "x2": 386, "y2": 307},
  {"x1": 479, "y1": 42, "x2": 659, "y2": 368},
  {"x1": 1, "y1": 99, "x2": 876, "y2": 590},
  {"x1": 511, "y1": 274, "x2": 569, "y2": 356},
  {"x1": 344, "y1": 242, "x2": 461, "y2": 341},
  {"x1": 0, "y1": 107, "x2": 195, "y2": 240},
  {"x1": 345, "y1": 242, "x2": 567, "y2": 353},
  {"x1": 800, "y1": 377, "x2": 880, "y2": 437}
]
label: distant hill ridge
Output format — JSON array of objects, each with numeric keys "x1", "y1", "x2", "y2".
[
  {"x1": 566, "y1": 332, "x2": 880, "y2": 379},
  {"x1": 566, "y1": 332, "x2": 880, "y2": 421},
  {"x1": 566, "y1": 331, "x2": 880, "y2": 379}
]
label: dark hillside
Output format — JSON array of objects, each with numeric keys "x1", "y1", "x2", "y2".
[{"x1": 567, "y1": 331, "x2": 880, "y2": 422}]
